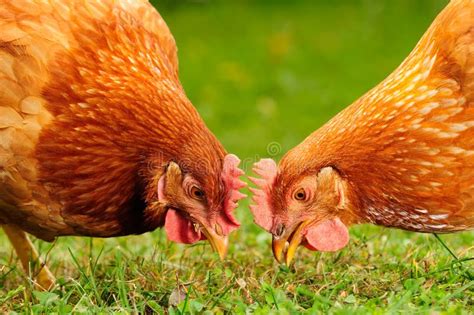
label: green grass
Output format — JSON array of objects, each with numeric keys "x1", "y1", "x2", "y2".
[{"x1": 1, "y1": 0, "x2": 473, "y2": 313}]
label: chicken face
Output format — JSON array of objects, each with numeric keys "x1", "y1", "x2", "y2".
[
  {"x1": 250, "y1": 159, "x2": 350, "y2": 265},
  {"x1": 156, "y1": 154, "x2": 246, "y2": 259}
]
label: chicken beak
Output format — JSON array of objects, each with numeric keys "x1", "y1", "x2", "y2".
[
  {"x1": 201, "y1": 226, "x2": 229, "y2": 260},
  {"x1": 272, "y1": 237, "x2": 286, "y2": 263},
  {"x1": 272, "y1": 220, "x2": 310, "y2": 265}
]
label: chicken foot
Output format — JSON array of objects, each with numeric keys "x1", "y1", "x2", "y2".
[{"x1": 2, "y1": 225, "x2": 55, "y2": 290}]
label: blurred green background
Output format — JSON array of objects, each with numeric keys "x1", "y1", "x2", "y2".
[{"x1": 153, "y1": 0, "x2": 447, "y2": 162}]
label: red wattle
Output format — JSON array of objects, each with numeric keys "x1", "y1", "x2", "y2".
[
  {"x1": 164, "y1": 209, "x2": 203, "y2": 244},
  {"x1": 303, "y1": 218, "x2": 349, "y2": 252}
]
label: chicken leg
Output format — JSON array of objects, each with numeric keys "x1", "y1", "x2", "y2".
[{"x1": 2, "y1": 225, "x2": 55, "y2": 290}]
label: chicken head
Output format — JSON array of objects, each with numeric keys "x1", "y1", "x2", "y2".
[
  {"x1": 156, "y1": 154, "x2": 246, "y2": 259},
  {"x1": 250, "y1": 159, "x2": 351, "y2": 265}
]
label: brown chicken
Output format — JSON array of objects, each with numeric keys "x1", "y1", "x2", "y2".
[
  {"x1": 0, "y1": 0, "x2": 246, "y2": 289},
  {"x1": 250, "y1": 0, "x2": 474, "y2": 265}
]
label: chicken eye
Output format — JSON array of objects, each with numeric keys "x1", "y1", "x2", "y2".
[
  {"x1": 189, "y1": 185, "x2": 205, "y2": 200},
  {"x1": 293, "y1": 188, "x2": 307, "y2": 201}
]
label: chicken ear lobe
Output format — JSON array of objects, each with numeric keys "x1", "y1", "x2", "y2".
[{"x1": 249, "y1": 158, "x2": 278, "y2": 231}]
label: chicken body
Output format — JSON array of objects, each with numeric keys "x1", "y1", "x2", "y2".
[
  {"x1": 0, "y1": 0, "x2": 245, "y2": 285},
  {"x1": 250, "y1": 0, "x2": 474, "y2": 264}
]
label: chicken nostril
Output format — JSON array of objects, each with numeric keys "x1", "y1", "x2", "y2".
[{"x1": 273, "y1": 223, "x2": 286, "y2": 238}]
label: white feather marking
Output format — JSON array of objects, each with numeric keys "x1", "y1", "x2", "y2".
[
  {"x1": 441, "y1": 78, "x2": 459, "y2": 89},
  {"x1": 382, "y1": 95, "x2": 393, "y2": 103},
  {"x1": 449, "y1": 123, "x2": 468, "y2": 132},
  {"x1": 437, "y1": 131, "x2": 459, "y2": 139},
  {"x1": 412, "y1": 74, "x2": 422, "y2": 83},
  {"x1": 426, "y1": 224, "x2": 448, "y2": 229},
  {"x1": 440, "y1": 98, "x2": 458, "y2": 107},
  {"x1": 419, "y1": 102, "x2": 439, "y2": 115},
  {"x1": 426, "y1": 89, "x2": 438, "y2": 98},
  {"x1": 410, "y1": 223, "x2": 423, "y2": 230},
  {"x1": 425, "y1": 148, "x2": 440, "y2": 155},
  {"x1": 415, "y1": 94, "x2": 428, "y2": 102},
  {"x1": 429, "y1": 213, "x2": 449, "y2": 220},
  {"x1": 421, "y1": 52, "x2": 437, "y2": 77},
  {"x1": 438, "y1": 87, "x2": 453, "y2": 96},
  {"x1": 430, "y1": 114, "x2": 450, "y2": 122},
  {"x1": 405, "y1": 84, "x2": 415, "y2": 93},
  {"x1": 423, "y1": 127, "x2": 440, "y2": 134},
  {"x1": 446, "y1": 147, "x2": 465, "y2": 155},
  {"x1": 411, "y1": 118, "x2": 424, "y2": 125}
]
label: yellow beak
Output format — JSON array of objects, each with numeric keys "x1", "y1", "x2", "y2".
[
  {"x1": 272, "y1": 220, "x2": 310, "y2": 265},
  {"x1": 202, "y1": 227, "x2": 229, "y2": 260}
]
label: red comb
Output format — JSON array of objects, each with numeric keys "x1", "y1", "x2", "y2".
[
  {"x1": 249, "y1": 158, "x2": 277, "y2": 231},
  {"x1": 220, "y1": 154, "x2": 247, "y2": 234}
]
